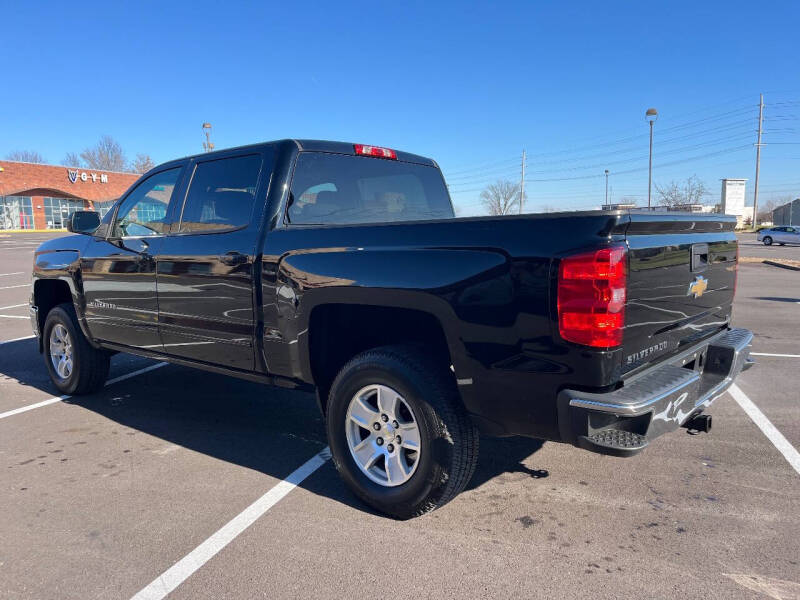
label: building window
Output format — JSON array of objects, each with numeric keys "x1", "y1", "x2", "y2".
[
  {"x1": 93, "y1": 200, "x2": 117, "y2": 218},
  {"x1": 0, "y1": 196, "x2": 34, "y2": 230},
  {"x1": 44, "y1": 197, "x2": 85, "y2": 229}
]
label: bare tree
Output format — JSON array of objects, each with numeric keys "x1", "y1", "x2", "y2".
[
  {"x1": 131, "y1": 153, "x2": 155, "y2": 174},
  {"x1": 757, "y1": 196, "x2": 788, "y2": 223},
  {"x1": 6, "y1": 150, "x2": 45, "y2": 163},
  {"x1": 655, "y1": 175, "x2": 708, "y2": 207},
  {"x1": 79, "y1": 135, "x2": 128, "y2": 172},
  {"x1": 61, "y1": 152, "x2": 82, "y2": 167},
  {"x1": 480, "y1": 180, "x2": 523, "y2": 215}
]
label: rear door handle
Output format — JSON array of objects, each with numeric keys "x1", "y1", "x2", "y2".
[{"x1": 219, "y1": 251, "x2": 248, "y2": 266}]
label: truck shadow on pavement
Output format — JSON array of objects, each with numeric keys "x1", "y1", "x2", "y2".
[
  {"x1": 0, "y1": 337, "x2": 156, "y2": 400},
  {"x1": 0, "y1": 337, "x2": 61, "y2": 397},
  {"x1": 0, "y1": 345, "x2": 550, "y2": 518},
  {"x1": 467, "y1": 436, "x2": 548, "y2": 491}
]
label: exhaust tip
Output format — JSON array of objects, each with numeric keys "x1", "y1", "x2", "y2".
[{"x1": 683, "y1": 414, "x2": 712, "y2": 434}]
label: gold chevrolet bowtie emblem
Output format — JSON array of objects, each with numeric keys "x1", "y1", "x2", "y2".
[{"x1": 687, "y1": 276, "x2": 708, "y2": 298}]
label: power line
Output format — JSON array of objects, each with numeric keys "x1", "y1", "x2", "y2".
[
  {"x1": 451, "y1": 143, "x2": 753, "y2": 192},
  {"x1": 449, "y1": 96, "x2": 795, "y2": 213},
  {"x1": 445, "y1": 162, "x2": 528, "y2": 182},
  {"x1": 443, "y1": 103, "x2": 758, "y2": 176},
  {"x1": 444, "y1": 109, "x2": 757, "y2": 183},
  {"x1": 529, "y1": 120, "x2": 754, "y2": 166},
  {"x1": 523, "y1": 133, "x2": 754, "y2": 176},
  {"x1": 441, "y1": 155, "x2": 520, "y2": 176},
  {"x1": 522, "y1": 105, "x2": 757, "y2": 161},
  {"x1": 447, "y1": 132, "x2": 755, "y2": 189}
]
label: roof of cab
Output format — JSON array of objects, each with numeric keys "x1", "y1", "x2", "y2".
[{"x1": 158, "y1": 139, "x2": 437, "y2": 169}]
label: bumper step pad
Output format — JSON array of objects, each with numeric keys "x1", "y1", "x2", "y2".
[{"x1": 578, "y1": 430, "x2": 648, "y2": 456}]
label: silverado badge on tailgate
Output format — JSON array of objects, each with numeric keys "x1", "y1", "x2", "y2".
[{"x1": 687, "y1": 275, "x2": 708, "y2": 298}]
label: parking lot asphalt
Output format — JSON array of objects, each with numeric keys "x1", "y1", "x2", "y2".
[
  {"x1": 1, "y1": 232, "x2": 798, "y2": 600},
  {"x1": 738, "y1": 232, "x2": 800, "y2": 261}
]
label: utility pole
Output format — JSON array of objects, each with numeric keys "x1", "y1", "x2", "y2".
[
  {"x1": 519, "y1": 149, "x2": 526, "y2": 214},
  {"x1": 753, "y1": 94, "x2": 764, "y2": 227},
  {"x1": 202, "y1": 122, "x2": 214, "y2": 153},
  {"x1": 604, "y1": 169, "x2": 609, "y2": 205}
]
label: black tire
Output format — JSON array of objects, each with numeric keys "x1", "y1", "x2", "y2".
[
  {"x1": 326, "y1": 345, "x2": 479, "y2": 519},
  {"x1": 43, "y1": 303, "x2": 110, "y2": 395},
  {"x1": 763, "y1": 236, "x2": 773, "y2": 246}
]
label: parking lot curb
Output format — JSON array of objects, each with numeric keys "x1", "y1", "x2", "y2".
[{"x1": 763, "y1": 259, "x2": 800, "y2": 272}]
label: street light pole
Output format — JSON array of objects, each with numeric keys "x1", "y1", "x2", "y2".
[
  {"x1": 202, "y1": 122, "x2": 214, "y2": 153},
  {"x1": 646, "y1": 108, "x2": 658, "y2": 208},
  {"x1": 605, "y1": 169, "x2": 609, "y2": 205}
]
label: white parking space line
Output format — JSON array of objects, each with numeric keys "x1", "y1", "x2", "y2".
[
  {"x1": 0, "y1": 304, "x2": 27, "y2": 310},
  {"x1": 130, "y1": 448, "x2": 331, "y2": 600},
  {"x1": 751, "y1": 352, "x2": 800, "y2": 358},
  {"x1": 729, "y1": 384, "x2": 800, "y2": 476},
  {"x1": 0, "y1": 272, "x2": 24, "y2": 277},
  {"x1": 0, "y1": 314, "x2": 28, "y2": 319},
  {"x1": 0, "y1": 335, "x2": 35, "y2": 345},
  {"x1": 0, "y1": 395, "x2": 70, "y2": 419},
  {"x1": 0, "y1": 362, "x2": 167, "y2": 421},
  {"x1": 0, "y1": 284, "x2": 29, "y2": 290}
]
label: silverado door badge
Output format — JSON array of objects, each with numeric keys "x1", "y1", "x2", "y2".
[{"x1": 687, "y1": 275, "x2": 708, "y2": 298}]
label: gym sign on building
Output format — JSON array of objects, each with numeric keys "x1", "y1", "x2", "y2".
[
  {"x1": 0, "y1": 160, "x2": 140, "y2": 230},
  {"x1": 67, "y1": 169, "x2": 110, "y2": 184}
]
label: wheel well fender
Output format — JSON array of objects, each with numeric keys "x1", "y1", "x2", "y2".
[
  {"x1": 33, "y1": 278, "x2": 82, "y2": 353},
  {"x1": 305, "y1": 299, "x2": 459, "y2": 415}
]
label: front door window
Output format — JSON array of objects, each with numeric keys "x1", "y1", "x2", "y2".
[{"x1": 112, "y1": 168, "x2": 182, "y2": 238}]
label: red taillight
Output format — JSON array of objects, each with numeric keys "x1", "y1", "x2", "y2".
[
  {"x1": 354, "y1": 144, "x2": 397, "y2": 159},
  {"x1": 557, "y1": 245, "x2": 627, "y2": 348}
]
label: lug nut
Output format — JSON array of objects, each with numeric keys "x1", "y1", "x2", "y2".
[
  {"x1": 376, "y1": 437, "x2": 384, "y2": 446},
  {"x1": 373, "y1": 423, "x2": 381, "y2": 431},
  {"x1": 387, "y1": 444, "x2": 395, "y2": 452},
  {"x1": 395, "y1": 436, "x2": 402, "y2": 444},
  {"x1": 392, "y1": 420, "x2": 399, "y2": 428},
  {"x1": 381, "y1": 414, "x2": 389, "y2": 422}
]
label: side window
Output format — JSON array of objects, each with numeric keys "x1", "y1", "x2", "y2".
[
  {"x1": 179, "y1": 154, "x2": 262, "y2": 233},
  {"x1": 113, "y1": 168, "x2": 181, "y2": 237}
]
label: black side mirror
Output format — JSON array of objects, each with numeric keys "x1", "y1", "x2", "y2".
[{"x1": 67, "y1": 210, "x2": 101, "y2": 234}]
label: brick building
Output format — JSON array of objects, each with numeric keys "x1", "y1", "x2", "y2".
[{"x1": 0, "y1": 160, "x2": 140, "y2": 230}]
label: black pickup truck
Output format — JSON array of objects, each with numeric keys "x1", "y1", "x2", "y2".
[{"x1": 29, "y1": 139, "x2": 753, "y2": 518}]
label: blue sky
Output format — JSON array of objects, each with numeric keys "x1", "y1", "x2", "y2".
[{"x1": 1, "y1": 0, "x2": 798, "y2": 215}]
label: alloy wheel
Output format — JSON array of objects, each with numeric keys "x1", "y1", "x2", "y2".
[
  {"x1": 49, "y1": 324, "x2": 73, "y2": 380},
  {"x1": 345, "y1": 384, "x2": 422, "y2": 487}
]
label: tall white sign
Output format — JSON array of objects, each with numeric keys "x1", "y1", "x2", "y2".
[{"x1": 721, "y1": 179, "x2": 747, "y2": 216}]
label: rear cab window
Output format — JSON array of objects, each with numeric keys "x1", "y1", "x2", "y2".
[{"x1": 287, "y1": 152, "x2": 454, "y2": 225}]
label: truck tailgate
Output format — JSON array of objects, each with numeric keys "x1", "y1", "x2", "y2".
[{"x1": 622, "y1": 214, "x2": 738, "y2": 375}]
